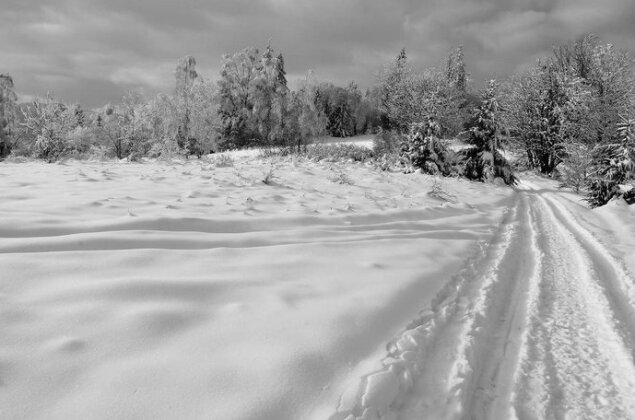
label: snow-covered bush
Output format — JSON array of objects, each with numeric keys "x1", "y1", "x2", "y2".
[
  {"x1": 400, "y1": 118, "x2": 455, "y2": 175},
  {"x1": 147, "y1": 137, "x2": 182, "y2": 159},
  {"x1": 304, "y1": 144, "x2": 374, "y2": 162},
  {"x1": 210, "y1": 154, "x2": 234, "y2": 167},
  {"x1": 21, "y1": 97, "x2": 77, "y2": 162},
  {"x1": 33, "y1": 132, "x2": 66, "y2": 162},
  {"x1": 428, "y1": 178, "x2": 457, "y2": 202}
]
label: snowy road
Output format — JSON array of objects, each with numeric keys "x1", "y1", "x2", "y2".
[{"x1": 332, "y1": 181, "x2": 635, "y2": 420}]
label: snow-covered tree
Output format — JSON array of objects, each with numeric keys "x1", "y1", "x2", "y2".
[
  {"x1": 175, "y1": 56, "x2": 198, "y2": 147},
  {"x1": 0, "y1": 73, "x2": 18, "y2": 157},
  {"x1": 314, "y1": 82, "x2": 360, "y2": 138},
  {"x1": 586, "y1": 118, "x2": 635, "y2": 206},
  {"x1": 446, "y1": 45, "x2": 467, "y2": 93},
  {"x1": 375, "y1": 48, "x2": 467, "y2": 137},
  {"x1": 504, "y1": 34, "x2": 634, "y2": 175},
  {"x1": 285, "y1": 71, "x2": 327, "y2": 151},
  {"x1": 251, "y1": 45, "x2": 288, "y2": 146},
  {"x1": 502, "y1": 61, "x2": 590, "y2": 174},
  {"x1": 21, "y1": 94, "x2": 77, "y2": 161},
  {"x1": 120, "y1": 91, "x2": 150, "y2": 160},
  {"x1": 143, "y1": 93, "x2": 180, "y2": 157},
  {"x1": 400, "y1": 117, "x2": 454, "y2": 175},
  {"x1": 558, "y1": 142, "x2": 593, "y2": 193},
  {"x1": 188, "y1": 79, "x2": 219, "y2": 154},
  {"x1": 217, "y1": 47, "x2": 262, "y2": 149},
  {"x1": 376, "y1": 48, "x2": 414, "y2": 131},
  {"x1": 217, "y1": 45, "x2": 291, "y2": 149},
  {"x1": 553, "y1": 34, "x2": 634, "y2": 145},
  {"x1": 463, "y1": 80, "x2": 516, "y2": 185}
]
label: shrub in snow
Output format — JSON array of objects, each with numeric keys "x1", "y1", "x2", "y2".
[
  {"x1": 586, "y1": 118, "x2": 635, "y2": 207},
  {"x1": 261, "y1": 163, "x2": 278, "y2": 185},
  {"x1": 428, "y1": 178, "x2": 457, "y2": 202},
  {"x1": 34, "y1": 132, "x2": 68, "y2": 162},
  {"x1": 329, "y1": 169, "x2": 354, "y2": 185},
  {"x1": 304, "y1": 144, "x2": 374, "y2": 163},
  {"x1": 558, "y1": 142, "x2": 593, "y2": 193},
  {"x1": 211, "y1": 154, "x2": 234, "y2": 167},
  {"x1": 176, "y1": 131, "x2": 204, "y2": 159},
  {"x1": 147, "y1": 137, "x2": 181, "y2": 159},
  {"x1": 400, "y1": 118, "x2": 455, "y2": 176},
  {"x1": 372, "y1": 153, "x2": 401, "y2": 172},
  {"x1": 460, "y1": 80, "x2": 517, "y2": 185}
]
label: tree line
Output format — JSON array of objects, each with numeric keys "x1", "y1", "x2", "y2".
[
  {"x1": 0, "y1": 44, "x2": 380, "y2": 162},
  {"x1": 0, "y1": 35, "x2": 633, "y2": 206},
  {"x1": 374, "y1": 35, "x2": 634, "y2": 206}
]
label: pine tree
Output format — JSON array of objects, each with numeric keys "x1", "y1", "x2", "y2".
[{"x1": 462, "y1": 80, "x2": 517, "y2": 185}]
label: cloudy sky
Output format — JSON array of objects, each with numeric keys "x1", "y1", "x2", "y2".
[{"x1": 2, "y1": 0, "x2": 634, "y2": 108}]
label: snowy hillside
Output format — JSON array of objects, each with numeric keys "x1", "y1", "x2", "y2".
[{"x1": 1, "y1": 155, "x2": 634, "y2": 419}]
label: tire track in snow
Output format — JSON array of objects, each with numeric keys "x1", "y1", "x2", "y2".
[
  {"x1": 538, "y1": 190, "x2": 635, "y2": 357},
  {"x1": 460, "y1": 192, "x2": 542, "y2": 420},
  {"x1": 514, "y1": 185, "x2": 635, "y2": 419},
  {"x1": 329, "y1": 194, "x2": 525, "y2": 420},
  {"x1": 329, "y1": 182, "x2": 635, "y2": 420},
  {"x1": 396, "y1": 192, "x2": 540, "y2": 420}
]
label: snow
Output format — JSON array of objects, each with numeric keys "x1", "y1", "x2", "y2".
[
  {"x1": 0, "y1": 154, "x2": 513, "y2": 420},
  {"x1": 3, "y1": 155, "x2": 634, "y2": 420},
  {"x1": 595, "y1": 198, "x2": 635, "y2": 274},
  {"x1": 330, "y1": 174, "x2": 635, "y2": 420},
  {"x1": 318, "y1": 135, "x2": 374, "y2": 149}
]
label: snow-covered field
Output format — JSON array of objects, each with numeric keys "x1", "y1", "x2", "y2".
[{"x1": 1, "y1": 153, "x2": 634, "y2": 419}]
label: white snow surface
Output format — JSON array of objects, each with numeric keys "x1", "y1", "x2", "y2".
[
  {"x1": 0, "y1": 154, "x2": 510, "y2": 420},
  {"x1": 2, "y1": 156, "x2": 635, "y2": 420}
]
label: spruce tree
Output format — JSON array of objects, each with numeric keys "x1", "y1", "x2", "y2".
[
  {"x1": 400, "y1": 117, "x2": 454, "y2": 176},
  {"x1": 462, "y1": 80, "x2": 517, "y2": 185}
]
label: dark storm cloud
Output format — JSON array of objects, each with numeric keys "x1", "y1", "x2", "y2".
[{"x1": 1, "y1": 0, "x2": 634, "y2": 107}]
